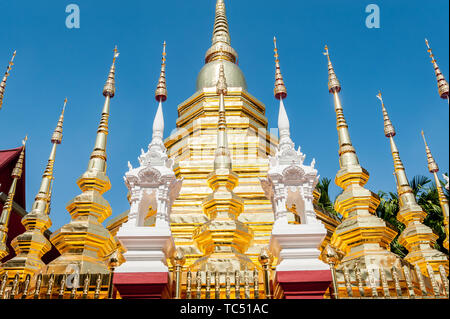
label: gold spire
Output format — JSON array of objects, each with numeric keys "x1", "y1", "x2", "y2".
[
  {"x1": 87, "y1": 46, "x2": 118, "y2": 177},
  {"x1": 324, "y1": 47, "x2": 400, "y2": 281},
  {"x1": 0, "y1": 50, "x2": 17, "y2": 111},
  {"x1": 273, "y1": 37, "x2": 287, "y2": 100},
  {"x1": 425, "y1": 39, "x2": 449, "y2": 100},
  {"x1": 377, "y1": 94, "x2": 448, "y2": 275},
  {"x1": 192, "y1": 64, "x2": 253, "y2": 273},
  {"x1": 155, "y1": 41, "x2": 168, "y2": 102},
  {"x1": 421, "y1": 131, "x2": 449, "y2": 251},
  {"x1": 323, "y1": 46, "x2": 360, "y2": 177},
  {"x1": 46, "y1": 48, "x2": 119, "y2": 276},
  {"x1": 205, "y1": 0, "x2": 238, "y2": 64},
  {"x1": 214, "y1": 62, "x2": 231, "y2": 170},
  {"x1": 0, "y1": 137, "x2": 26, "y2": 260},
  {"x1": 1, "y1": 102, "x2": 66, "y2": 278}
]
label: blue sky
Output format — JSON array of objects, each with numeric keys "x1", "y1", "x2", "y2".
[{"x1": 0, "y1": 0, "x2": 448, "y2": 231}]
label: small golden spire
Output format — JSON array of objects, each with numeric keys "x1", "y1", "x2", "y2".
[
  {"x1": 376, "y1": 91, "x2": 396, "y2": 137},
  {"x1": 273, "y1": 37, "x2": 287, "y2": 100},
  {"x1": 420, "y1": 130, "x2": 449, "y2": 251},
  {"x1": 214, "y1": 62, "x2": 231, "y2": 170},
  {"x1": 323, "y1": 45, "x2": 341, "y2": 93},
  {"x1": 88, "y1": 47, "x2": 119, "y2": 174},
  {"x1": 425, "y1": 38, "x2": 449, "y2": 100},
  {"x1": 0, "y1": 137, "x2": 26, "y2": 260},
  {"x1": 421, "y1": 131, "x2": 439, "y2": 173},
  {"x1": 155, "y1": 41, "x2": 168, "y2": 102},
  {"x1": 0, "y1": 50, "x2": 17, "y2": 110}
]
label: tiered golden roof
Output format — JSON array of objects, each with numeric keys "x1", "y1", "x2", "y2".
[
  {"x1": 1, "y1": 101, "x2": 67, "y2": 280},
  {"x1": 377, "y1": 92, "x2": 448, "y2": 276},
  {"x1": 0, "y1": 50, "x2": 16, "y2": 111},
  {"x1": 0, "y1": 137, "x2": 26, "y2": 260},
  {"x1": 45, "y1": 48, "x2": 119, "y2": 275}
]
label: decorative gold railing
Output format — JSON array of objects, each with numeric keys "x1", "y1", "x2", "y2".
[
  {"x1": 172, "y1": 269, "x2": 268, "y2": 300},
  {"x1": 0, "y1": 272, "x2": 114, "y2": 300},
  {"x1": 328, "y1": 262, "x2": 449, "y2": 299}
]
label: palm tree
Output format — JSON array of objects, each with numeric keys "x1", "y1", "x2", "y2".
[
  {"x1": 376, "y1": 175, "x2": 448, "y2": 256},
  {"x1": 316, "y1": 177, "x2": 340, "y2": 217}
]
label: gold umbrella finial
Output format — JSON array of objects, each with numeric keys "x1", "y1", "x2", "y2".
[
  {"x1": 425, "y1": 38, "x2": 449, "y2": 100},
  {"x1": 103, "y1": 46, "x2": 119, "y2": 98},
  {"x1": 0, "y1": 50, "x2": 17, "y2": 110},
  {"x1": 421, "y1": 130, "x2": 439, "y2": 173},
  {"x1": 273, "y1": 36, "x2": 287, "y2": 100},
  {"x1": 323, "y1": 45, "x2": 341, "y2": 93},
  {"x1": 51, "y1": 98, "x2": 67, "y2": 144},
  {"x1": 155, "y1": 41, "x2": 168, "y2": 102},
  {"x1": 376, "y1": 90, "x2": 396, "y2": 138}
]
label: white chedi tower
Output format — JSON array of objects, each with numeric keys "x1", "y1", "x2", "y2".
[
  {"x1": 260, "y1": 38, "x2": 328, "y2": 273},
  {"x1": 116, "y1": 43, "x2": 183, "y2": 274},
  {"x1": 115, "y1": 100, "x2": 182, "y2": 273},
  {"x1": 261, "y1": 99, "x2": 328, "y2": 272}
]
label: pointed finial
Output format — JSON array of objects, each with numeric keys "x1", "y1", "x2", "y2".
[
  {"x1": 155, "y1": 41, "x2": 168, "y2": 102},
  {"x1": 12, "y1": 136, "x2": 27, "y2": 179},
  {"x1": 323, "y1": 45, "x2": 341, "y2": 93},
  {"x1": 425, "y1": 38, "x2": 449, "y2": 100},
  {"x1": 0, "y1": 50, "x2": 17, "y2": 110},
  {"x1": 103, "y1": 46, "x2": 119, "y2": 97},
  {"x1": 51, "y1": 98, "x2": 67, "y2": 144},
  {"x1": 273, "y1": 37, "x2": 287, "y2": 100},
  {"x1": 421, "y1": 130, "x2": 439, "y2": 173},
  {"x1": 205, "y1": 0, "x2": 238, "y2": 64},
  {"x1": 376, "y1": 91, "x2": 396, "y2": 137},
  {"x1": 216, "y1": 62, "x2": 228, "y2": 95}
]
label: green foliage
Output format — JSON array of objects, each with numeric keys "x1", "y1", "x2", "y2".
[{"x1": 315, "y1": 177, "x2": 340, "y2": 217}]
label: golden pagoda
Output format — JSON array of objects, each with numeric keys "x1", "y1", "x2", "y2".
[
  {"x1": 164, "y1": 0, "x2": 278, "y2": 269},
  {"x1": 0, "y1": 0, "x2": 448, "y2": 300}
]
